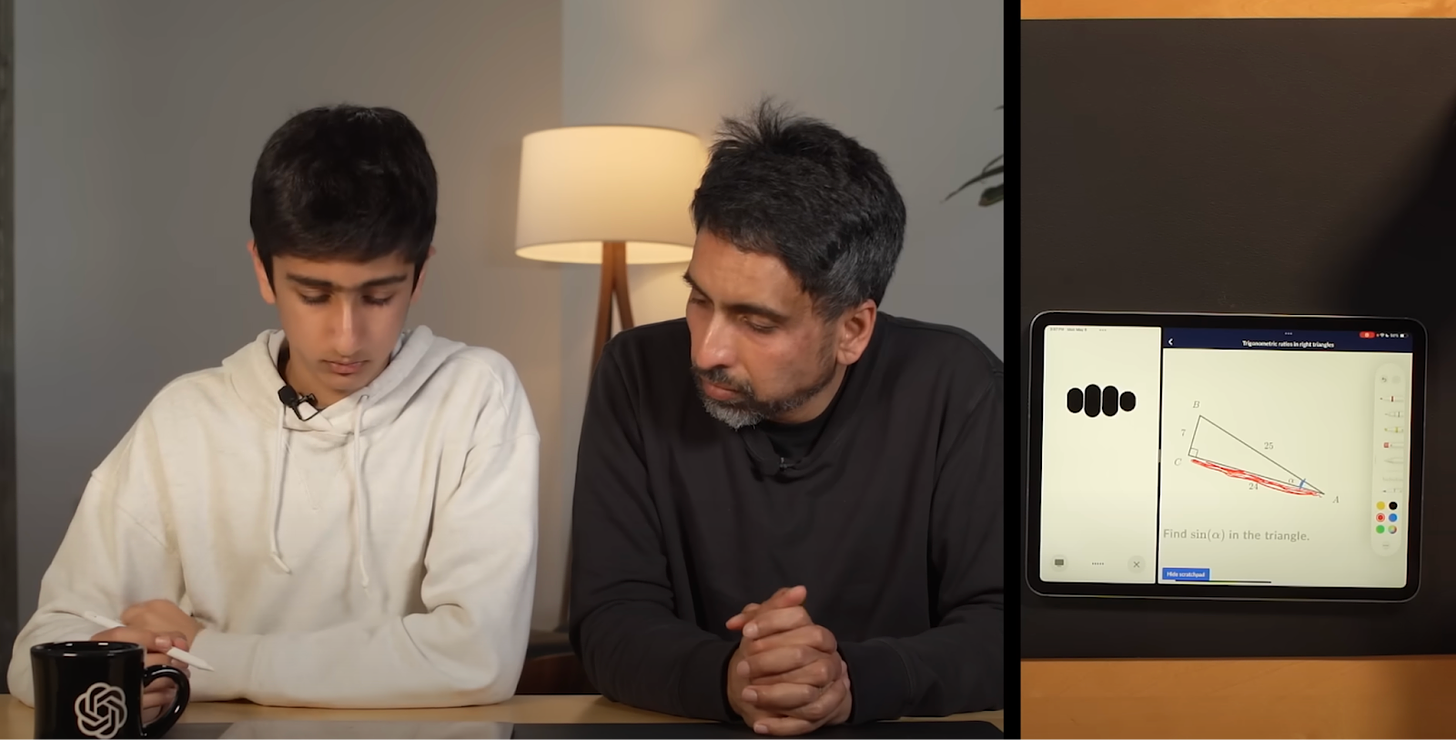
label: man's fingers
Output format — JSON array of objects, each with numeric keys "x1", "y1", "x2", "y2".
[
  {"x1": 747, "y1": 625, "x2": 836, "y2": 656},
  {"x1": 751, "y1": 715, "x2": 817, "y2": 736},
  {"x1": 761, "y1": 585, "x2": 805, "y2": 610},
  {"x1": 726, "y1": 603, "x2": 762, "y2": 630},
  {"x1": 742, "y1": 681, "x2": 825, "y2": 711},
  {"x1": 742, "y1": 606, "x2": 811, "y2": 640},
  {"x1": 745, "y1": 657, "x2": 840, "y2": 687},
  {"x1": 730, "y1": 585, "x2": 805, "y2": 632},
  {"x1": 750, "y1": 586, "x2": 804, "y2": 617},
  {"x1": 739, "y1": 645, "x2": 830, "y2": 680},
  {"x1": 777, "y1": 673, "x2": 850, "y2": 724}
]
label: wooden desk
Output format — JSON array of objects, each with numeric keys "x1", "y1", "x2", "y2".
[
  {"x1": 0, "y1": 694, "x2": 1003, "y2": 738},
  {"x1": 1021, "y1": 0, "x2": 1456, "y2": 19},
  {"x1": 1023, "y1": 656, "x2": 1456, "y2": 738}
]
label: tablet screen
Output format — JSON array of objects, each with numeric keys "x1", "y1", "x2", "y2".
[{"x1": 1027, "y1": 313, "x2": 1424, "y2": 600}]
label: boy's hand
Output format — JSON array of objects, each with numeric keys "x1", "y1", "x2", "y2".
[{"x1": 121, "y1": 600, "x2": 202, "y2": 647}]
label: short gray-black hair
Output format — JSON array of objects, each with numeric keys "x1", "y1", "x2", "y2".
[{"x1": 691, "y1": 98, "x2": 906, "y2": 319}]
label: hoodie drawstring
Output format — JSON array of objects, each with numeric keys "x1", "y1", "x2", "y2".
[
  {"x1": 269, "y1": 396, "x2": 371, "y2": 590},
  {"x1": 352, "y1": 395, "x2": 372, "y2": 589},
  {"x1": 269, "y1": 406, "x2": 292, "y2": 574}
]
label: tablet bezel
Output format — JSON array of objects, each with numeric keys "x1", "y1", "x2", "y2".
[{"x1": 1025, "y1": 311, "x2": 1426, "y2": 602}]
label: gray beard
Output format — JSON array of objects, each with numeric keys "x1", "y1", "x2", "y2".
[
  {"x1": 698, "y1": 397, "x2": 765, "y2": 430},
  {"x1": 693, "y1": 362, "x2": 837, "y2": 430}
]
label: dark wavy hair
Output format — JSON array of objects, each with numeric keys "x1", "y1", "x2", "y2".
[{"x1": 249, "y1": 104, "x2": 437, "y2": 286}]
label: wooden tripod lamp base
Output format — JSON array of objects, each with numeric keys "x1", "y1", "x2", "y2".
[
  {"x1": 591, "y1": 240, "x2": 634, "y2": 370},
  {"x1": 568, "y1": 240, "x2": 631, "y2": 630}
]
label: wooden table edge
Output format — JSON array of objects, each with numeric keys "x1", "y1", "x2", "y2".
[{"x1": 0, "y1": 694, "x2": 1002, "y2": 734}]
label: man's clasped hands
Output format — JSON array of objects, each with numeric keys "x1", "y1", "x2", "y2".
[{"x1": 725, "y1": 585, "x2": 853, "y2": 736}]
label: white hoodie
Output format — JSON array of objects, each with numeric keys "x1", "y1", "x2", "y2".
[{"x1": 7, "y1": 326, "x2": 539, "y2": 708}]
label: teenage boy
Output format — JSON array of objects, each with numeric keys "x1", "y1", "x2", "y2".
[{"x1": 8, "y1": 104, "x2": 539, "y2": 713}]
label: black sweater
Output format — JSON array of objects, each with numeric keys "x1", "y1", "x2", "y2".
[{"x1": 568, "y1": 314, "x2": 1003, "y2": 723}]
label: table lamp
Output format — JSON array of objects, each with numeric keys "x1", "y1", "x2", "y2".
[{"x1": 514, "y1": 125, "x2": 707, "y2": 371}]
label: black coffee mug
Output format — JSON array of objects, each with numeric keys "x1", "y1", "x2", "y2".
[{"x1": 30, "y1": 641, "x2": 190, "y2": 739}]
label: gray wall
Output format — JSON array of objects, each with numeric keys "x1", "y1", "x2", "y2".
[
  {"x1": 551, "y1": 0, "x2": 1005, "y2": 593},
  {"x1": 14, "y1": 0, "x2": 566, "y2": 630}
]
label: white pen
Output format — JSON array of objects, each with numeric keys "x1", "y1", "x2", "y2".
[{"x1": 82, "y1": 611, "x2": 215, "y2": 671}]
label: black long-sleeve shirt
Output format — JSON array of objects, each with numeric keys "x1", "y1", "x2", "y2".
[{"x1": 568, "y1": 314, "x2": 1003, "y2": 724}]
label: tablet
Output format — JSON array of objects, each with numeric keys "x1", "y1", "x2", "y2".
[{"x1": 1026, "y1": 311, "x2": 1426, "y2": 601}]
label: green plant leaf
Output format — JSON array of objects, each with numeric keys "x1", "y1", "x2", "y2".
[
  {"x1": 944, "y1": 164, "x2": 1003, "y2": 202},
  {"x1": 946, "y1": 104, "x2": 1003, "y2": 204},
  {"x1": 979, "y1": 184, "x2": 1003, "y2": 206}
]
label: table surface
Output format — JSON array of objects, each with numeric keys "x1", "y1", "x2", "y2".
[
  {"x1": 1023, "y1": 656, "x2": 1456, "y2": 738},
  {"x1": 0, "y1": 694, "x2": 1002, "y2": 738}
]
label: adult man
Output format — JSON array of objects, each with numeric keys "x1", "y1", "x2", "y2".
[
  {"x1": 569, "y1": 101, "x2": 1003, "y2": 736},
  {"x1": 8, "y1": 105, "x2": 539, "y2": 713}
]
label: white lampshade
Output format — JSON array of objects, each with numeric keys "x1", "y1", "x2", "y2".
[{"x1": 514, "y1": 125, "x2": 707, "y2": 265}]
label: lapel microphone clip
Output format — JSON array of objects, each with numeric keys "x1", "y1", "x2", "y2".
[{"x1": 277, "y1": 385, "x2": 322, "y2": 421}]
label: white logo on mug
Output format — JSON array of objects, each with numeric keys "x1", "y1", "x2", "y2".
[{"x1": 74, "y1": 682, "x2": 127, "y2": 739}]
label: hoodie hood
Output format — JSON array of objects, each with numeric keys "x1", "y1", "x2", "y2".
[{"x1": 221, "y1": 325, "x2": 464, "y2": 589}]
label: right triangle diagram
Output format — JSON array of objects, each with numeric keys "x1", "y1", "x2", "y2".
[{"x1": 1187, "y1": 416, "x2": 1321, "y2": 497}]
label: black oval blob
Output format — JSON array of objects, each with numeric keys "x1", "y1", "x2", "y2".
[
  {"x1": 1067, "y1": 387, "x2": 1084, "y2": 413},
  {"x1": 1120, "y1": 391, "x2": 1137, "y2": 412},
  {"x1": 1103, "y1": 385, "x2": 1119, "y2": 417},
  {"x1": 1085, "y1": 385, "x2": 1101, "y2": 417}
]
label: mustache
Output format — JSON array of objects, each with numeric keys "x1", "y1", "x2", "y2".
[{"x1": 692, "y1": 365, "x2": 752, "y2": 396}]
